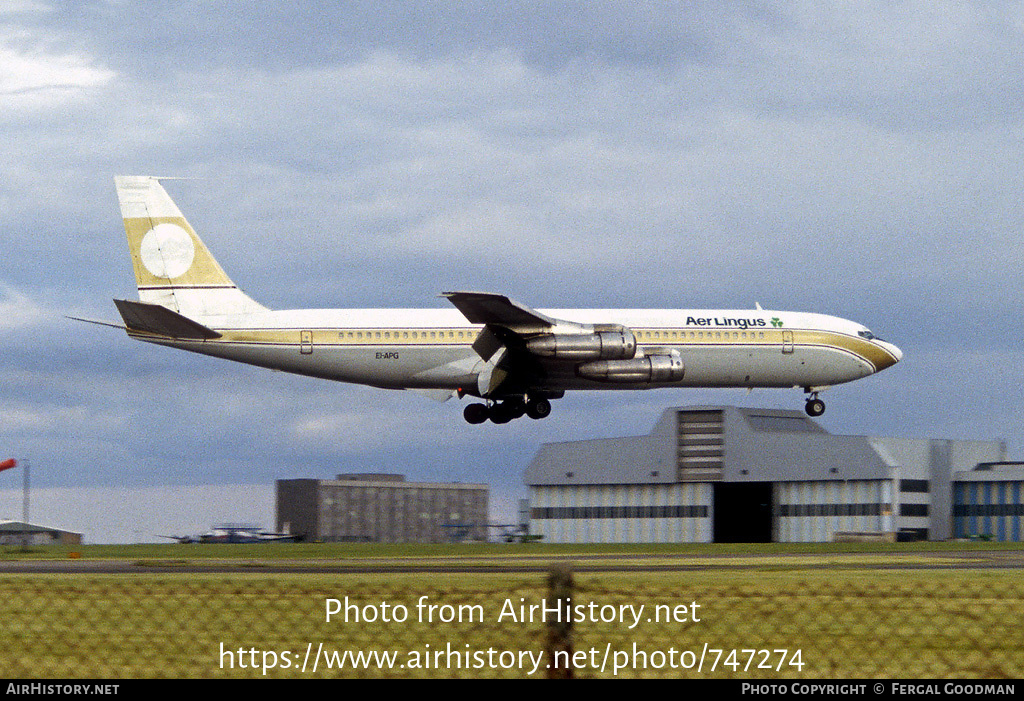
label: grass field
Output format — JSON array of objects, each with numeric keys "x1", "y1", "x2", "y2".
[{"x1": 1, "y1": 543, "x2": 1022, "y2": 679}]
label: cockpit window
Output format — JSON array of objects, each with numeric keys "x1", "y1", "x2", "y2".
[{"x1": 856, "y1": 327, "x2": 888, "y2": 341}]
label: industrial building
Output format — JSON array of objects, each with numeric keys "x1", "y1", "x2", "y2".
[
  {"x1": 524, "y1": 406, "x2": 1018, "y2": 543},
  {"x1": 277, "y1": 473, "x2": 488, "y2": 543}
]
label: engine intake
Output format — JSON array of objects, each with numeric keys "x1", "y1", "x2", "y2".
[{"x1": 576, "y1": 350, "x2": 684, "y2": 383}]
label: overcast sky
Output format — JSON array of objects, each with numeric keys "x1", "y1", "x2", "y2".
[{"x1": 2, "y1": 1, "x2": 1023, "y2": 542}]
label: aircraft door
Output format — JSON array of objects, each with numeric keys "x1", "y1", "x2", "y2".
[
  {"x1": 782, "y1": 330, "x2": 794, "y2": 354},
  {"x1": 300, "y1": 330, "x2": 313, "y2": 355}
]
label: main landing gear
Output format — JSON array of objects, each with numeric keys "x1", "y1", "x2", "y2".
[
  {"x1": 464, "y1": 396, "x2": 553, "y2": 424},
  {"x1": 804, "y1": 390, "x2": 826, "y2": 417}
]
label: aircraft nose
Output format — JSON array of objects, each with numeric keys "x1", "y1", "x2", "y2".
[{"x1": 876, "y1": 340, "x2": 903, "y2": 368}]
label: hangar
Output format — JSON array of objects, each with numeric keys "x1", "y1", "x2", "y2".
[
  {"x1": 953, "y1": 463, "x2": 1024, "y2": 541},
  {"x1": 0, "y1": 520, "x2": 82, "y2": 546},
  {"x1": 524, "y1": 406, "x2": 1014, "y2": 543}
]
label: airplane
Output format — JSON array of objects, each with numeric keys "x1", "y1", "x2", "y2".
[
  {"x1": 94, "y1": 176, "x2": 901, "y2": 425},
  {"x1": 158, "y1": 524, "x2": 301, "y2": 544}
]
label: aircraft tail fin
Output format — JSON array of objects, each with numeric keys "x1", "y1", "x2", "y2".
[{"x1": 114, "y1": 176, "x2": 267, "y2": 318}]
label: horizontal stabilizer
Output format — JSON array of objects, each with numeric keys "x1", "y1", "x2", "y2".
[{"x1": 113, "y1": 299, "x2": 222, "y2": 340}]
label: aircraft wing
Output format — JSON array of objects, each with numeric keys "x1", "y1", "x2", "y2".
[
  {"x1": 443, "y1": 290, "x2": 582, "y2": 360},
  {"x1": 441, "y1": 291, "x2": 560, "y2": 331},
  {"x1": 443, "y1": 291, "x2": 562, "y2": 396},
  {"x1": 443, "y1": 291, "x2": 640, "y2": 397}
]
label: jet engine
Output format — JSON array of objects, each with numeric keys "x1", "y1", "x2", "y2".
[
  {"x1": 525, "y1": 325, "x2": 636, "y2": 361},
  {"x1": 576, "y1": 349, "x2": 684, "y2": 383}
]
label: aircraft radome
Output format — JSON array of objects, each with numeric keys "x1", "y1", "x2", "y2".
[{"x1": 85, "y1": 176, "x2": 902, "y2": 425}]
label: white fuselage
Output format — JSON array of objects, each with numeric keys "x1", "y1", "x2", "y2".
[{"x1": 132, "y1": 306, "x2": 902, "y2": 394}]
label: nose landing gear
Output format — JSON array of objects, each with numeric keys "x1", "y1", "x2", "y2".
[{"x1": 804, "y1": 391, "x2": 826, "y2": 417}]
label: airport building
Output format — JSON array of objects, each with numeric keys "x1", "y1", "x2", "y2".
[
  {"x1": 0, "y1": 520, "x2": 82, "y2": 546},
  {"x1": 276, "y1": 473, "x2": 488, "y2": 543},
  {"x1": 524, "y1": 406, "x2": 1017, "y2": 543},
  {"x1": 953, "y1": 463, "x2": 1024, "y2": 541}
]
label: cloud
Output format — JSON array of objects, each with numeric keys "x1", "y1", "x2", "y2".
[
  {"x1": 0, "y1": 42, "x2": 113, "y2": 96},
  {"x1": 0, "y1": 282, "x2": 48, "y2": 330},
  {"x1": 0, "y1": 9, "x2": 115, "y2": 111}
]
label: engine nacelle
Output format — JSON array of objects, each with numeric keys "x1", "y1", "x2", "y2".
[
  {"x1": 576, "y1": 350, "x2": 684, "y2": 383},
  {"x1": 526, "y1": 326, "x2": 636, "y2": 361}
]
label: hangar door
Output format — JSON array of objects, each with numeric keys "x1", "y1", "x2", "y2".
[{"x1": 714, "y1": 482, "x2": 773, "y2": 543}]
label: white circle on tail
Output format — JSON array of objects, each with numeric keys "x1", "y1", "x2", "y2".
[{"x1": 139, "y1": 223, "x2": 195, "y2": 279}]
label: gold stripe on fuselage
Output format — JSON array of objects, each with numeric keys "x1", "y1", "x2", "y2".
[
  {"x1": 794, "y1": 330, "x2": 898, "y2": 372},
  {"x1": 140, "y1": 325, "x2": 896, "y2": 372}
]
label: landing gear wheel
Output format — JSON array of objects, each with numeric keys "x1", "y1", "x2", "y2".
[
  {"x1": 504, "y1": 399, "x2": 527, "y2": 420},
  {"x1": 488, "y1": 402, "x2": 515, "y2": 424},
  {"x1": 463, "y1": 403, "x2": 489, "y2": 425},
  {"x1": 526, "y1": 397, "x2": 552, "y2": 420},
  {"x1": 805, "y1": 398, "x2": 826, "y2": 417}
]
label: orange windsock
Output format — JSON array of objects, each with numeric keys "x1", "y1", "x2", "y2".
[{"x1": 0, "y1": 459, "x2": 16, "y2": 472}]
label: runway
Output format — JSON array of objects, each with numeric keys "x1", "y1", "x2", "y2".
[{"x1": 2, "y1": 548, "x2": 1022, "y2": 575}]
